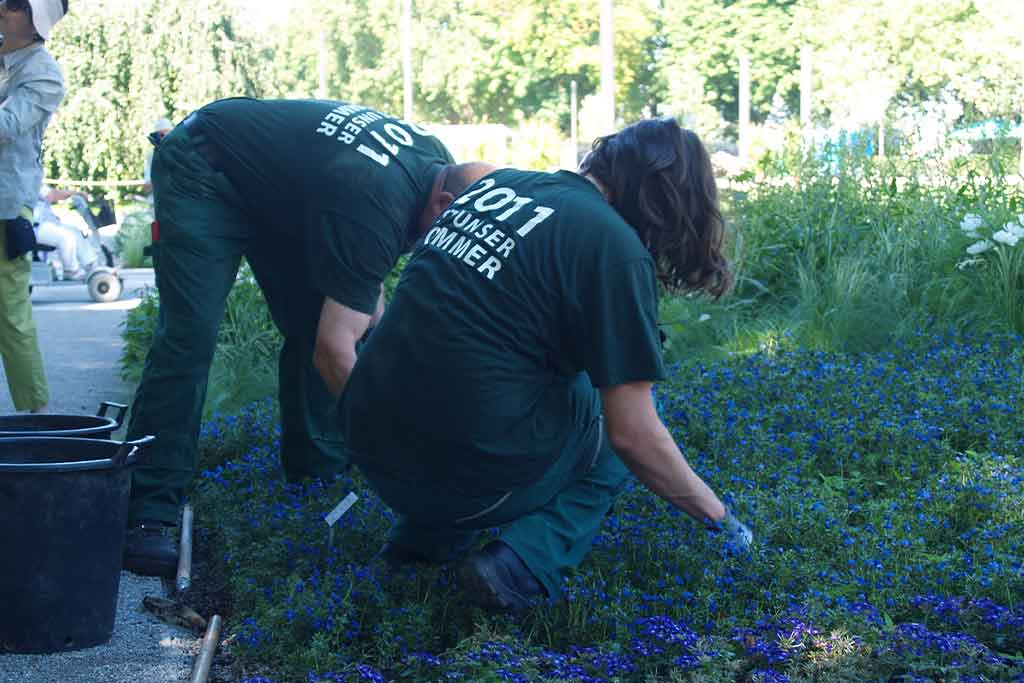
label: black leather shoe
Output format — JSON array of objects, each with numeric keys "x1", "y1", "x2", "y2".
[
  {"x1": 123, "y1": 521, "x2": 178, "y2": 578},
  {"x1": 456, "y1": 541, "x2": 544, "y2": 612}
]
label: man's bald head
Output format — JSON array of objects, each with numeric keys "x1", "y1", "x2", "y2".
[
  {"x1": 417, "y1": 161, "x2": 497, "y2": 236},
  {"x1": 443, "y1": 162, "x2": 496, "y2": 197}
]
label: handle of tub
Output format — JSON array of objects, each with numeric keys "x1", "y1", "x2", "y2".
[
  {"x1": 98, "y1": 401, "x2": 129, "y2": 427},
  {"x1": 113, "y1": 435, "x2": 155, "y2": 468}
]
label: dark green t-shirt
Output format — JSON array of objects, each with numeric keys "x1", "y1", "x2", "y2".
[
  {"x1": 342, "y1": 168, "x2": 666, "y2": 490},
  {"x1": 194, "y1": 97, "x2": 454, "y2": 314}
]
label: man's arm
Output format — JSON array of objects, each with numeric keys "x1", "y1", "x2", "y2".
[
  {"x1": 43, "y1": 188, "x2": 80, "y2": 203},
  {"x1": 601, "y1": 380, "x2": 726, "y2": 522},
  {"x1": 0, "y1": 74, "x2": 64, "y2": 143},
  {"x1": 314, "y1": 297, "x2": 373, "y2": 397}
]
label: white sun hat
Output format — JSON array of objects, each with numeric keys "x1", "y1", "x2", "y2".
[{"x1": 27, "y1": 0, "x2": 65, "y2": 40}]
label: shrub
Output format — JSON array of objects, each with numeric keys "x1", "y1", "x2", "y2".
[
  {"x1": 669, "y1": 140, "x2": 1024, "y2": 359},
  {"x1": 120, "y1": 261, "x2": 280, "y2": 418},
  {"x1": 114, "y1": 202, "x2": 155, "y2": 268}
]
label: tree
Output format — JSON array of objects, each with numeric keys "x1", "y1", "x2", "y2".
[
  {"x1": 44, "y1": 0, "x2": 269, "y2": 190},
  {"x1": 660, "y1": 0, "x2": 801, "y2": 131}
]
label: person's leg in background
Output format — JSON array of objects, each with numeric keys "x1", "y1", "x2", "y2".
[
  {"x1": 246, "y1": 241, "x2": 347, "y2": 482},
  {"x1": 34, "y1": 220, "x2": 80, "y2": 275},
  {"x1": 123, "y1": 125, "x2": 250, "y2": 576},
  {"x1": 0, "y1": 221, "x2": 49, "y2": 412}
]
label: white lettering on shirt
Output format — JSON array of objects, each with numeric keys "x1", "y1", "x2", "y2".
[
  {"x1": 425, "y1": 179, "x2": 557, "y2": 281},
  {"x1": 312, "y1": 105, "x2": 439, "y2": 169}
]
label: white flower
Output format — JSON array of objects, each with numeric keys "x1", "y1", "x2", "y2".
[
  {"x1": 1004, "y1": 221, "x2": 1024, "y2": 237},
  {"x1": 992, "y1": 229, "x2": 1021, "y2": 247},
  {"x1": 966, "y1": 239, "x2": 994, "y2": 255},
  {"x1": 960, "y1": 213, "x2": 983, "y2": 236},
  {"x1": 698, "y1": 314, "x2": 711, "y2": 322}
]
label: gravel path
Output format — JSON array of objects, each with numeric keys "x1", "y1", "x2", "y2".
[{"x1": 0, "y1": 269, "x2": 197, "y2": 682}]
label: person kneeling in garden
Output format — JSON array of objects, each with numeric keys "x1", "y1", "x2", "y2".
[
  {"x1": 122, "y1": 97, "x2": 486, "y2": 577},
  {"x1": 340, "y1": 118, "x2": 753, "y2": 612}
]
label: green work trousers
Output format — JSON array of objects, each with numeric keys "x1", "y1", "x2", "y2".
[
  {"x1": 0, "y1": 222, "x2": 48, "y2": 411},
  {"x1": 125, "y1": 123, "x2": 346, "y2": 526},
  {"x1": 359, "y1": 374, "x2": 631, "y2": 600}
]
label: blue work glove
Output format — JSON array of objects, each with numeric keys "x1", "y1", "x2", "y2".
[{"x1": 716, "y1": 506, "x2": 753, "y2": 551}]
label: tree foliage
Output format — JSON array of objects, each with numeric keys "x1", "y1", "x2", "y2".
[
  {"x1": 39, "y1": 0, "x2": 1023, "y2": 185},
  {"x1": 45, "y1": 0, "x2": 268, "y2": 189}
]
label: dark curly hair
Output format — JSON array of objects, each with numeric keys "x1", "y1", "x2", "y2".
[{"x1": 579, "y1": 118, "x2": 731, "y2": 299}]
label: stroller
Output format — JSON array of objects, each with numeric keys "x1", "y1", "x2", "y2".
[{"x1": 29, "y1": 195, "x2": 124, "y2": 303}]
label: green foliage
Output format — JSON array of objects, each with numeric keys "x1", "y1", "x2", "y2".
[
  {"x1": 204, "y1": 267, "x2": 281, "y2": 417},
  {"x1": 39, "y1": 0, "x2": 1024, "y2": 186},
  {"x1": 660, "y1": 141, "x2": 1024, "y2": 361},
  {"x1": 661, "y1": 0, "x2": 1024, "y2": 132},
  {"x1": 120, "y1": 285, "x2": 159, "y2": 383},
  {"x1": 661, "y1": 0, "x2": 801, "y2": 130},
  {"x1": 120, "y1": 262, "x2": 281, "y2": 418},
  {"x1": 45, "y1": 0, "x2": 269, "y2": 197},
  {"x1": 113, "y1": 202, "x2": 155, "y2": 268},
  {"x1": 800, "y1": 0, "x2": 1023, "y2": 125}
]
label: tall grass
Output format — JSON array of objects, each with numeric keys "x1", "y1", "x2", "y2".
[
  {"x1": 661, "y1": 143, "x2": 1024, "y2": 363},
  {"x1": 120, "y1": 261, "x2": 281, "y2": 418}
]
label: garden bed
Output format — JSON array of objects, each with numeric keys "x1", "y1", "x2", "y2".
[{"x1": 188, "y1": 332, "x2": 1024, "y2": 683}]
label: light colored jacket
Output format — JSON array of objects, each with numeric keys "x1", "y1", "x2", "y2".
[{"x1": 0, "y1": 42, "x2": 64, "y2": 220}]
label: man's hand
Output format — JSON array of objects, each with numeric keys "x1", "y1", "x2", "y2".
[
  {"x1": 314, "y1": 297, "x2": 372, "y2": 397},
  {"x1": 43, "y1": 188, "x2": 74, "y2": 203}
]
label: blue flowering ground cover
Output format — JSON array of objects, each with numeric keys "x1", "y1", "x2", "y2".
[{"x1": 193, "y1": 332, "x2": 1023, "y2": 682}]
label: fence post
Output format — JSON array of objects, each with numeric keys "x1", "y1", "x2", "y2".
[
  {"x1": 600, "y1": 0, "x2": 615, "y2": 134},
  {"x1": 402, "y1": 0, "x2": 413, "y2": 121},
  {"x1": 316, "y1": 30, "x2": 327, "y2": 99},
  {"x1": 739, "y1": 51, "x2": 751, "y2": 160},
  {"x1": 800, "y1": 46, "x2": 813, "y2": 146},
  {"x1": 570, "y1": 79, "x2": 578, "y2": 159}
]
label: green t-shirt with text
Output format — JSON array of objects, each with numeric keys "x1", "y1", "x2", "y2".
[
  {"x1": 342, "y1": 169, "x2": 666, "y2": 491},
  {"x1": 194, "y1": 97, "x2": 454, "y2": 314}
]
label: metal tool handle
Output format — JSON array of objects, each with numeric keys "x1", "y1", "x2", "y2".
[
  {"x1": 112, "y1": 435, "x2": 155, "y2": 467},
  {"x1": 97, "y1": 401, "x2": 129, "y2": 427}
]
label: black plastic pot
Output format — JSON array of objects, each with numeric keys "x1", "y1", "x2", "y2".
[
  {"x1": 0, "y1": 401, "x2": 128, "y2": 440},
  {"x1": 0, "y1": 435, "x2": 153, "y2": 653}
]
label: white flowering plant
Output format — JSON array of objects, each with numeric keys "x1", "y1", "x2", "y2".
[
  {"x1": 956, "y1": 211, "x2": 1024, "y2": 333},
  {"x1": 958, "y1": 212, "x2": 1024, "y2": 262}
]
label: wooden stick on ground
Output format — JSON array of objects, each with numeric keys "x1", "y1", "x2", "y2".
[
  {"x1": 189, "y1": 614, "x2": 222, "y2": 683},
  {"x1": 177, "y1": 504, "x2": 193, "y2": 594}
]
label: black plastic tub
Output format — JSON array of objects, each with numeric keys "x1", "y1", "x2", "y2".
[
  {"x1": 0, "y1": 435, "x2": 152, "y2": 653},
  {"x1": 0, "y1": 401, "x2": 128, "y2": 440}
]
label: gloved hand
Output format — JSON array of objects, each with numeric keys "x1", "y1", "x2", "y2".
[{"x1": 717, "y1": 506, "x2": 753, "y2": 551}]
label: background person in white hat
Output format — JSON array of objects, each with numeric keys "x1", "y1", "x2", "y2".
[
  {"x1": 0, "y1": 0, "x2": 67, "y2": 413},
  {"x1": 143, "y1": 116, "x2": 172, "y2": 195}
]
